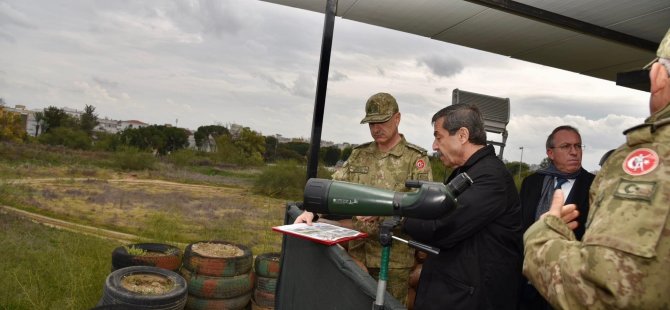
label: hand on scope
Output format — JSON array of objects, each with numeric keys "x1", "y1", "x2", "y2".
[
  {"x1": 294, "y1": 211, "x2": 316, "y2": 225},
  {"x1": 541, "y1": 189, "x2": 579, "y2": 231}
]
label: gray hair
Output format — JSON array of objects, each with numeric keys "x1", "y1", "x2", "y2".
[
  {"x1": 432, "y1": 104, "x2": 487, "y2": 145},
  {"x1": 545, "y1": 125, "x2": 581, "y2": 150}
]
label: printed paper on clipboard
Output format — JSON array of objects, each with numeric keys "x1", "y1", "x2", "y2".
[{"x1": 272, "y1": 222, "x2": 368, "y2": 246}]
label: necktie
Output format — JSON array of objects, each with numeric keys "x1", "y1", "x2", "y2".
[{"x1": 555, "y1": 177, "x2": 568, "y2": 190}]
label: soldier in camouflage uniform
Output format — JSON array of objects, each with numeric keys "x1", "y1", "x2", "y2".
[
  {"x1": 522, "y1": 27, "x2": 670, "y2": 309},
  {"x1": 296, "y1": 92, "x2": 432, "y2": 306}
]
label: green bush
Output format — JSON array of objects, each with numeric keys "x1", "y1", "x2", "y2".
[
  {"x1": 112, "y1": 147, "x2": 156, "y2": 171},
  {"x1": 167, "y1": 148, "x2": 199, "y2": 167},
  {"x1": 253, "y1": 160, "x2": 331, "y2": 200},
  {"x1": 38, "y1": 127, "x2": 91, "y2": 150}
]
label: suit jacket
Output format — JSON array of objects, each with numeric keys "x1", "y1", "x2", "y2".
[
  {"x1": 519, "y1": 167, "x2": 594, "y2": 240},
  {"x1": 517, "y1": 167, "x2": 594, "y2": 310}
]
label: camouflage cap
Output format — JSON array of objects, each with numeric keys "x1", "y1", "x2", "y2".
[
  {"x1": 657, "y1": 27, "x2": 670, "y2": 59},
  {"x1": 360, "y1": 92, "x2": 399, "y2": 124}
]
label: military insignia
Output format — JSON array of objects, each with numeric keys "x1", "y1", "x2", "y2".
[
  {"x1": 415, "y1": 159, "x2": 426, "y2": 170},
  {"x1": 622, "y1": 148, "x2": 659, "y2": 176},
  {"x1": 614, "y1": 180, "x2": 656, "y2": 201},
  {"x1": 349, "y1": 166, "x2": 369, "y2": 174}
]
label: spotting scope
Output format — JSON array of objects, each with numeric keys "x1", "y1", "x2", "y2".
[{"x1": 303, "y1": 172, "x2": 472, "y2": 220}]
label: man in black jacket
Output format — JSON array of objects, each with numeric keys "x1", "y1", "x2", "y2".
[
  {"x1": 404, "y1": 103, "x2": 523, "y2": 310},
  {"x1": 517, "y1": 125, "x2": 595, "y2": 310}
]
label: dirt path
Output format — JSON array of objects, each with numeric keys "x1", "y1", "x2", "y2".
[{"x1": 1, "y1": 204, "x2": 140, "y2": 243}]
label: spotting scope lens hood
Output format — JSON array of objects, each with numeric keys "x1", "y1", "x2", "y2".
[{"x1": 303, "y1": 172, "x2": 473, "y2": 219}]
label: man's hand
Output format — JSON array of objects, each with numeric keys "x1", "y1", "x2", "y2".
[
  {"x1": 294, "y1": 211, "x2": 315, "y2": 225},
  {"x1": 541, "y1": 189, "x2": 580, "y2": 230}
]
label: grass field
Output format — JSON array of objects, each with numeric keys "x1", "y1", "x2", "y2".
[{"x1": 0, "y1": 142, "x2": 295, "y2": 309}]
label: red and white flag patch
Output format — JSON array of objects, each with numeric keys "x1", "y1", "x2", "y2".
[
  {"x1": 622, "y1": 148, "x2": 659, "y2": 176},
  {"x1": 416, "y1": 159, "x2": 426, "y2": 170}
]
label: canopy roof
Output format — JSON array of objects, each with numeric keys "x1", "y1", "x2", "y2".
[{"x1": 262, "y1": 0, "x2": 670, "y2": 89}]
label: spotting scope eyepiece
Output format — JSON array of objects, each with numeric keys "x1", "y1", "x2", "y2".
[{"x1": 303, "y1": 172, "x2": 473, "y2": 219}]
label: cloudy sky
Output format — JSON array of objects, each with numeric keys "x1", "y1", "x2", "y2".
[{"x1": 0, "y1": 0, "x2": 652, "y2": 171}]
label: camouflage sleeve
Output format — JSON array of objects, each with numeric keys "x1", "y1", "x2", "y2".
[{"x1": 523, "y1": 209, "x2": 669, "y2": 309}]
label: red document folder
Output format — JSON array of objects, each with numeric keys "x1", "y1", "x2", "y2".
[{"x1": 272, "y1": 222, "x2": 368, "y2": 246}]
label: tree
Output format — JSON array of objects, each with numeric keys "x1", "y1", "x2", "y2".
[
  {"x1": 263, "y1": 135, "x2": 279, "y2": 162},
  {"x1": 119, "y1": 125, "x2": 189, "y2": 155},
  {"x1": 80, "y1": 104, "x2": 99, "y2": 135},
  {"x1": 41, "y1": 106, "x2": 77, "y2": 133},
  {"x1": 0, "y1": 107, "x2": 26, "y2": 142},
  {"x1": 539, "y1": 157, "x2": 551, "y2": 169},
  {"x1": 320, "y1": 146, "x2": 341, "y2": 166},
  {"x1": 194, "y1": 125, "x2": 229, "y2": 151}
]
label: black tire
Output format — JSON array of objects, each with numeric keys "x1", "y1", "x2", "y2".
[
  {"x1": 111, "y1": 243, "x2": 182, "y2": 272},
  {"x1": 100, "y1": 266, "x2": 187, "y2": 310},
  {"x1": 182, "y1": 241, "x2": 252, "y2": 277},
  {"x1": 180, "y1": 267, "x2": 254, "y2": 299},
  {"x1": 253, "y1": 253, "x2": 280, "y2": 278},
  {"x1": 186, "y1": 292, "x2": 252, "y2": 310}
]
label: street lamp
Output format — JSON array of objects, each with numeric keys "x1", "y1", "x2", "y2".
[{"x1": 518, "y1": 146, "x2": 524, "y2": 181}]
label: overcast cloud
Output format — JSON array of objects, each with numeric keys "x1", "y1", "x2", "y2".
[{"x1": 0, "y1": 0, "x2": 651, "y2": 171}]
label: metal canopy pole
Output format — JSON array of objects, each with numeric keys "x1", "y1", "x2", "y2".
[{"x1": 306, "y1": 0, "x2": 337, "y2": 180}]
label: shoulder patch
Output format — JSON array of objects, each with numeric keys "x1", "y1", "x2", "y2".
[
  {"x1": 405, "y1": 142, "x2": 428, "y2": 154},
  {"x1": 622, "y1": 148, "x2": 659, "y2": 176},
  {"x1": 614, "y1": 179, "x2": 656, "y2": 201},
  {"x1": 353, "y1": 142, "x2": 373, "y2": 149}
]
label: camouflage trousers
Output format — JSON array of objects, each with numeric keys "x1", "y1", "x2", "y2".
[{"x1": 367, "y1": 267, "x2": 411, "y2": 306}]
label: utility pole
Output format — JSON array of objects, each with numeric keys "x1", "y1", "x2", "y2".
[{"x1": 518, "y1": 146, "x2": 524, "y2": 181}]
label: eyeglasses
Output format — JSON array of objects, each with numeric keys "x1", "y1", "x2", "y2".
[
  {"x1": 643, "y1": 57, "x2": 670, "y2": 78},
  {"x1": 551, "y1": 143, "x2": 584, "y2": 152}
]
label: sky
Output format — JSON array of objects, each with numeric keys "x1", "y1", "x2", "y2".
[{"x1": 0, "y1": 0, "x2": 653, "y2": 171}]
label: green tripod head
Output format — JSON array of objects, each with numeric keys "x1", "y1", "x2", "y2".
[{"x1": 303, "y1": 172, "x2": 472, "y2": 219}]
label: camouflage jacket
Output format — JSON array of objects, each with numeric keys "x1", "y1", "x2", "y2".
[
  {"x1": 332, "y1": 134, "x2": 432, "y2": 268},
  {"x1": 523, "y1": 104, "x2": 670, "y2": 309}
]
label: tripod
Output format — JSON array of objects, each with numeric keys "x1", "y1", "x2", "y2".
[{"x1": 372, "y1": 216, "x2": 439, "y2": 310}]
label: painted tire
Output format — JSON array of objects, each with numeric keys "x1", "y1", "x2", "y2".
[
  {"x1": 251, "y1": 299, "x2": 273, "y2": 310},
  {"x1": 252, "y1": 289, "x2": 275, "y2": 308},
  {"x1": 253, "y1": 253, "x2": 280, "y2": 278},
  {"x1": 111, "y1": 243, "x2": 182, "y2": 272},
  {"x1": 185, "y1": 292, "x2": 251, "y2": 310},
  {"x1": 254, "y1": 275, "x2": 277, "y2": 294},
  {"x1": 180, "y1": 267, "x2": 254, "y2": 299},
  {"x1": 182, "y1": 241, "x2": 252, "y2": 277},
  {"x1": 100, "y1": 266, "x2": 187, "y2": 310}
]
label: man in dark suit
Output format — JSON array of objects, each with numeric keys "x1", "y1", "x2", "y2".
[{"x1": 517, "y1": 125, "x2": 595, "y2": 310}]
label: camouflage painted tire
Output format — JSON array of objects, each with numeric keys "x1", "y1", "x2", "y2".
[
  {"x1": 254, "y1": 275, "x2": 277, "y2": 294},
  {"x1": 182, "y1": 241, "x2": 252, "y2": 277},
  {"x1": 186, "y1": 292, "x2": 251, "y2": 310},
  {"x1": 253, "y1": 253, "x2": 281, "y2": 278},
  {"x1": 251, "y1": 299, "x2": 273, "y2": 310},
  {"x1": 252, "y1": 289, "x2": 275, "y2": 308},
  {"x1": 111, "y1": 243, "x2": 182, "y2": 272},
  {"x1": 180, "y1": 267, "x2": 254, "y2": 299}
]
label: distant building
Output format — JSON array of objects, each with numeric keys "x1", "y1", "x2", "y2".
[{"x1": 119, "y1": 120, "x2": 148, "y2": 131}]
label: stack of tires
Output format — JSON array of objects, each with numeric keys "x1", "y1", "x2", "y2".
[
  {"x1": 111, "y1": 243, "x2": 182, "y2": 272},
  {"x1": 407, "y1": 250, "x2": 427, "y2": 310},
  {"x1": 251, "y1": 252, "x2": 280, "y2": 310},
  {"x1": 97, "y1": 265, "x2": 188, "y2": 310},
  {"x1": 180, "y1": 241, "x2": 254, "y2": 310}
]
